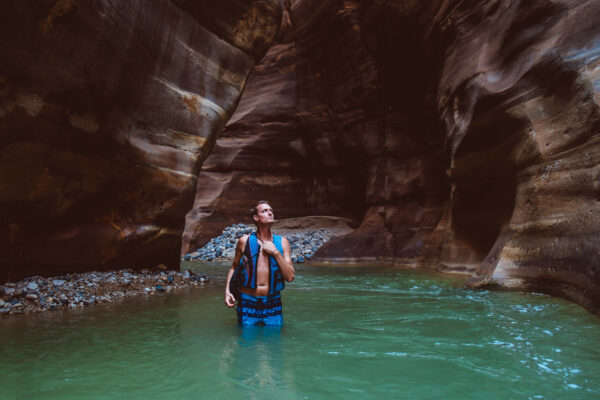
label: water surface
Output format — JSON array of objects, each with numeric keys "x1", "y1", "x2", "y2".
[{"x1": 1, "y1": 265, "x2": 599, "y2": 399}]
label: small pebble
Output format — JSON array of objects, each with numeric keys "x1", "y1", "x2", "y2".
[{"x1": 25, "y1": 294, "x2": 38, "y2": 300}]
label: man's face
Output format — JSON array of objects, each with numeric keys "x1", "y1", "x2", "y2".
[{"x1": 254, "y1": 203, "x2": 274, "y2": 225}]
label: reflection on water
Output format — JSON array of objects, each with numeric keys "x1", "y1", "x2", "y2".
[
  {"x1": 220, "y1": 326, "x2": 291, "y2": 398},
  {"x1": 1, "y1": 265, "x2": 600, "y2": 400}
]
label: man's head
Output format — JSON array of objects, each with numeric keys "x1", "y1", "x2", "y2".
[{"x1": 251, "y1": 200, "x2": 274, "y2": 227}]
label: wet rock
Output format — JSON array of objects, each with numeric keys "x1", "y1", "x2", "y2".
[
  {"x1": 0, "y1": 299, "x2": 4, "y2": 307},
  {"x1": 25, "y1": 294, "x2": 38, "y2": 300},
  {"x1": 26, "y1": 282, "x2": 38, "y2": 291}
]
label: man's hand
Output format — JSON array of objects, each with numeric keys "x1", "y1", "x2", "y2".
[
  {"x1": 259, "y1": 240, "x2": 280, "y2": 256},
  {"x1": 225, "y1": 290, "x2": 236, "y2": 308}
]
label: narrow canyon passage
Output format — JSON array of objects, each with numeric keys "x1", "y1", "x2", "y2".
[
  {"x1": 184, "y1": 0, "x2": 600, "y2": 314},
  {"x1": 0, "y1": 1, "x2": 598, "y2": 315}
]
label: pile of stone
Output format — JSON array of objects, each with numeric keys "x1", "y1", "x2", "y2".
[
  {"x1": 286, "y1": 229, "x2": 333, "y2": 263},
  {"x1": 183, "y1": 223, "x2": 336, "y2": 263},
  {"x1": 184, "y1": 223, "x2": 253, "y2": 262},
  {"x1": 0, "y1": 269, "x2": 208, "y2": 316}
]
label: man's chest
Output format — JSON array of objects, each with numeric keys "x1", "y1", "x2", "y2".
[{"x1": 255, "y1": 253, "x2": 270, "y2": 280}]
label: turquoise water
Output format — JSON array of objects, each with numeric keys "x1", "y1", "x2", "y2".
[{"x1": 1, "y1": 265, "x2": 599, "y2": 399}]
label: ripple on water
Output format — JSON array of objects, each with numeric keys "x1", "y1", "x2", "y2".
[{"x1": 1, "y1": 267, "x2": 599, "y2": 399}]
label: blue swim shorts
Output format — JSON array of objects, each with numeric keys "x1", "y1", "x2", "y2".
[{"x1": 237, "y1": 292, "x2": 283, "y2": 326}]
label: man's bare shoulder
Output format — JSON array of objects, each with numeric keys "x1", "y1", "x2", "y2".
[
  {"x1": 280, "y1": 236, "x2": 291, "y2": 249},
  {"x1": 236, "y1": 234, "x2": 250, "y2": 249}
]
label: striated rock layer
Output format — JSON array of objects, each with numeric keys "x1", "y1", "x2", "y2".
[
  {"x1": 0, "y1": 0, "x2": 282, "y2": 280},
  {"x1": 186, "y1": 0, "x2": 600, "y2": 314}
]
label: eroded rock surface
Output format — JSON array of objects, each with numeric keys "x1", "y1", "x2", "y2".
[
  {"x1": 0, "y1": 0, "x2": 282, "y2": 280},
  {"x1": 1, "y1": 0, "x2": 599, "y2": 314},
  {"x1": 186, "y1": 0, "x2": 600, "y2": 314}
]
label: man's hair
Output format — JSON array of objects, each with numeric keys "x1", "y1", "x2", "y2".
[{"x1": 250, "y1": 200, "x2": 270, "y2": 223}]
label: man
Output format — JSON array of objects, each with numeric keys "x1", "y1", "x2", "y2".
[{"x1": 225, "y1": 201, "x2": 295, "y2": 326}]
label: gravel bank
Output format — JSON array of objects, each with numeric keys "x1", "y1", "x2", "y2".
[
  {"x1": 0, "y1": 269, "x2": 208, "y2": 316},
  {"x1": 183, "y1": 216, "x2": 354, "y2": 263}
]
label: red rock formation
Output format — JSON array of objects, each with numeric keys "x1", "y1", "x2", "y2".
[
  {"x1": 0, "y1": 0, "x2": 282, "y2": 280},
  {"x1": 186, "y1": 0, "x2": 600, "y2": 314},
  {"x1": 1, "y1": 0, "x2": 598, "y2": 314}
]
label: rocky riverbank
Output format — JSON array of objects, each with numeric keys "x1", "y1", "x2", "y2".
[
  {"x1": 183, "y1": 216, "x2": 355, "y2": 263},
  {"x1": 0, "y1": 268, "x2": 208, "y2": 316},
  {"x1": 1, "y1": 217, "x2": 354, "y2": 317}
]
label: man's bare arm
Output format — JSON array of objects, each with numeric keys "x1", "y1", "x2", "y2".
[
  {"x1": 261, "y1": 237, "x2": 294, "y2": 282},
  {"x1": 224, "y1": 235, "x2": 248, "y2": 307}
]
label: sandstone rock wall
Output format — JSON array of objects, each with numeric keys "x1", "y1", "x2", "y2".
[
  {"x1": 186, "y1": 0, "x2": 600, "y2": 314},
  {"x1": 0, "y1": 0, "x2": 281, "y2": 280},
  {"x1": 1, "y1": 0, "x2": 598, "y2": 314}
]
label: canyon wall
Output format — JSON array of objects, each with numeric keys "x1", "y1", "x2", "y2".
[
  {"x1": 186, "y1": 0, "x2": 600, "y2": 314},
  {"x1": 0, "y1": 0, "x2": 282, "y2": 280},
  {"x1": 1, "y1": 0, "x2": 598, "y2": 314}
]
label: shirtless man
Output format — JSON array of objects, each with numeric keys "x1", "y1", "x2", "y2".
[{"x1": 224, "y1": 201, "x2": 295, "y2": 325}]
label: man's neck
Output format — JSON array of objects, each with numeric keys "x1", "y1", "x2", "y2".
[{"x1": 256, "y1": 224, "x2": 273, "y2": 242}]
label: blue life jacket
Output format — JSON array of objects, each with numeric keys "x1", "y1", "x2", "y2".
[{"x1": 239, "y1": 232, "x2": 285, "y2": 295}]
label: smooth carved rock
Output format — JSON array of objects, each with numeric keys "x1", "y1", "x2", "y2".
[
  {"x1": 0, "y1": 0, "x2": 282, "y2": 280},
  {"x1": 186, "y1": 0, "x2": 600, "y2": 315}
]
